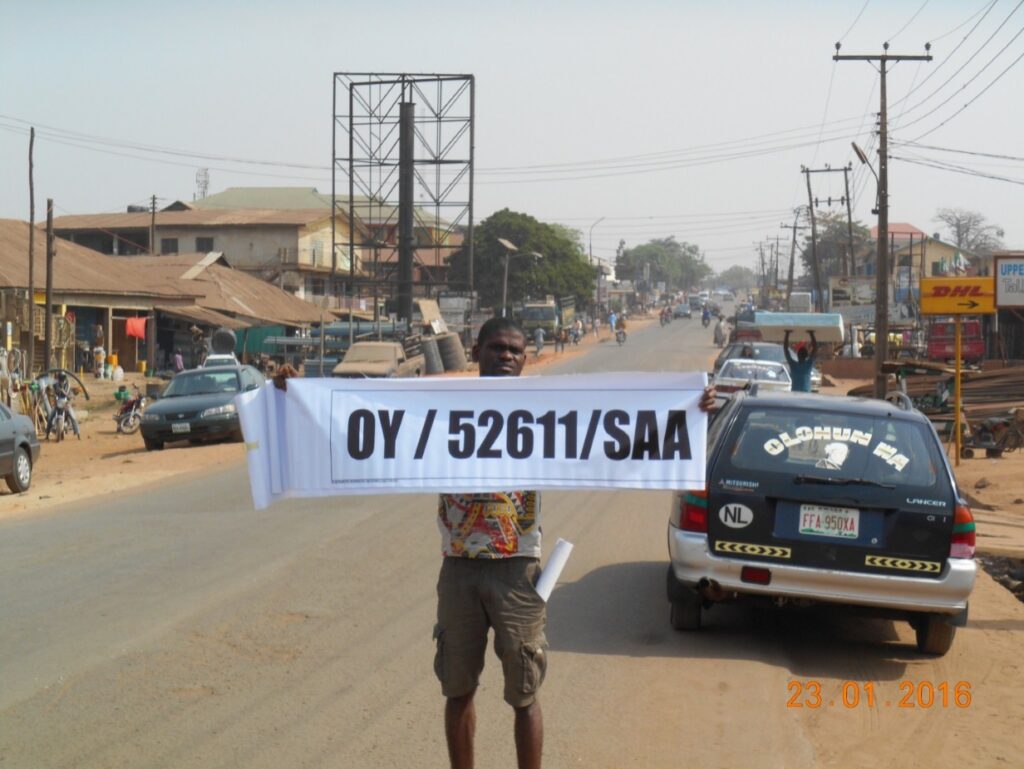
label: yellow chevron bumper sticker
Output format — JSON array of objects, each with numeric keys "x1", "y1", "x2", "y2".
[
  {"x1": 715, "y1": 541, "x2": 792, "y2": 560},
  {"x1": 865, "y1": 555, "x2": 941, "y2": 573}
]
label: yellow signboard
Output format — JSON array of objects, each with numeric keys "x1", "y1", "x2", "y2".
[{"x1": 919, "y1": 277, "x2": 995, "y2": 315}]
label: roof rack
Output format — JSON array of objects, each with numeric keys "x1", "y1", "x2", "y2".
[{"x1": 884, "y1": 391, "x2": 914, "y2": 411}]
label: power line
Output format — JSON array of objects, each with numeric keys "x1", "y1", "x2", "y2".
[
  {"x1": 890, "y1": 0, "x2": 932, "y2": 42},
  {"x1": 890, "y1": 0, "x2": 1024, "y2": 125},
  {"x1": 839, "y1": 0, "x2": 872, "y2": 42},
  {"x1": 892, "y1": 153, "x2": 1024, "y2": 184},
  {"x1": 891, "y1": 139, "x2": 1024, "y2": 162},
  {"x1": 927, "y1": 0, "x2": 997, "y2": 42},
  {"x1": 907, "y1": 43, "x2": 1024, "y2": 139}
]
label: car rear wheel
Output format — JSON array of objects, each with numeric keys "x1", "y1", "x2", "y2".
[
  {"x1": 914, "y1": 613, "x2": 956, "y2": 656},
  {"x1": 666, "y1": 567, "x2": 702, "y2": 631},
  {"x1": 5, "y1": 446, "x2": 32, "y2": 493}
]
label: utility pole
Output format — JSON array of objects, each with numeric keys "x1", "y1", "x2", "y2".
[
  {"x1": 767, "y1": 235, "x2": 785, "y2": 291},
  {"x1": 27, "y1": 127, "x2": 35, "y2": 377},
  {"x1": 781, "y1": 212, "x2": 810, "y2": 309},
  {"x1": 801, "y1": 164, "x2": 851, "y2": 308},
  {"x1": 44, "y1": 199, "x2": 54, "y2": 371},
  {"x1": 843, "y1": 165, "x2": 855, "y2": 276},
  {"x1": 802, "y1": 168, "x2": 823, "y2": 311},
  {"x1": 150, "y1": 194, "x2": 157, "y2": 255},
  {"x1": 835, "y1": 42, "x2": 932, "y2": 399}
]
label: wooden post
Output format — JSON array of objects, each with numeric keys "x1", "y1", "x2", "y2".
[
  {"x1": 44, "y1": 199, "x2": 54, "y2": 371},
  {"x1": 954, "y1": 316, "x2": 962, "y2": 467}
]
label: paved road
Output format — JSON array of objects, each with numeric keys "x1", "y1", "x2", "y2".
[{"x1": 2, "y1": 316, "x2": 1022, "y2": 769}]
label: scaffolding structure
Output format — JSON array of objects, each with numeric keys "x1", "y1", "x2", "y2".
[{"x1": 332, "y1": 73, "x2": 475, "y2": 318}]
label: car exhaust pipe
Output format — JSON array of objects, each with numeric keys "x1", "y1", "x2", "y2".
[{"x1": 698, "y1": 578, "x2": 730, "y2": 602}]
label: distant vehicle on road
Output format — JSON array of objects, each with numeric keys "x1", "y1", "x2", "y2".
[
  {"x1": 927, "y1": 319, "x2": 984, "y2": 365},
  {"x1": 713, "y1": 341, "x2": 821, "y2": 390},
  {"x1": 201, "y1": 353, "x2": 240, "y2": 367},
  {"x1": 332, "y1": 341, "x2": 425, "y2": 379},
  {"x1": 673, "y1": 303, "x2": 692, "y2": 319},
  {"x1": 667, "y1": 390, "x2": 976, "y2": 655},
  {"x1": 713, "y1": 359, "x2": 791, "y2": 393}
]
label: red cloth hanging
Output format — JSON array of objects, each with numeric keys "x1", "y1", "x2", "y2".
[{"x1": 126, "y1": 316, "x2": 147, "y2": 339}]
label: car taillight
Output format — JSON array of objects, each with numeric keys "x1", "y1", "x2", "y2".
[
  {"x1": 949, "y1": 504, "x2": 976, "y2": 559},
  {"x1": 741, "y1": 566, "x2": 771, "y2": 585},
  {"x1": 672, "y1": 490, "x2": 708, "y2": 532}
]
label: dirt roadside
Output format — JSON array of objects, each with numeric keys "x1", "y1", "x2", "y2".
[{"x1": 7, "y1": 326, "x2": 1023, "y2": 566}]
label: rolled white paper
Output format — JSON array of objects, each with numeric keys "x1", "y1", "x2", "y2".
[{"x1": 534, "y1": 538, "x2": 574, "y2": 602}]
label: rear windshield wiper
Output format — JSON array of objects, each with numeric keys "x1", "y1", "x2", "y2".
[{"x1": 792, "y1": 475, "x2": 895, "y2": 490}]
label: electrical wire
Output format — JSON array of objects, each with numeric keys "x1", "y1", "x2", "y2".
[
  {"x1": 927, "y1": 0, "x2": 997, "y2": 42},
  {"x1": 839, "y1": 0, "x2": 872, "y2": 42},
  {"x1": 908, "y1": 46, "x2": 1024, "y2": 141},
  {"x1": 898, "y1": 23, "x2": 1024, "y2": 130},
  {"x1": 892, "y1": 153, "x2": 1024, "y2": 184},
  {"x1": 890, "y1": 0, "x2": 932, "y2": 42},
  {"x1": 891, "y1": 139, "x2": 1024, "y2": 162},
  {"x1": 890, "y1": 0, "x2": 1024, "y2": 125},
  {"x1": 890, "y1": 0, "x2": 999, "y2": 111}
]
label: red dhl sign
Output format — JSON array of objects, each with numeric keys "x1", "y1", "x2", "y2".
[{"x1": 920, "y1": 277, "x2": 995, "y2": 315}]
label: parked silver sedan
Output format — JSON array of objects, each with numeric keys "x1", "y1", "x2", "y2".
[{"x1": 1, "y1": 402, "x2": 40, "y2": 493}]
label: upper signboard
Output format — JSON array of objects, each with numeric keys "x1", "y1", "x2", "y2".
[
  {"x1": 919, "y1": 277, "x2": 995, "y2": 316},
  {"x1": 995, "y1": 256, "x2": 1024, "y2": 308}
]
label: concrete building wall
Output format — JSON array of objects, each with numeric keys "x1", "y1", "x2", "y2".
[{"x1": 155, "y1": 225, "x2": 298, "y2": 269}]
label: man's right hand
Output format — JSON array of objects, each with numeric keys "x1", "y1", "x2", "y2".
[{"x1": 272, "y1": 364, "x2": 299, "y2": 392}]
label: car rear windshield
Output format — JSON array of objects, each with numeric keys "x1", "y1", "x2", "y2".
[
  {"x1": 719, "y1": 361, "x2": 790, "y2": 383},
  {"x1": 722, "y1": 407, "x2": 946, "y2": 490}
]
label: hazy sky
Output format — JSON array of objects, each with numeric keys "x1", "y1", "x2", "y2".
[{"x1": 2, "y1": 0, "x2": 1022, "y2": 274}]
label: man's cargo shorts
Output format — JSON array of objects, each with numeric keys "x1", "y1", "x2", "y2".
[{"x1": 433, "y1": 556, "x2": 548, "y2": 707}]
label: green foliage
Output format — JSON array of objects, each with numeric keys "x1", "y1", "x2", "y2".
[
  {"x1": 715, "y1": 265, "x2": 757, "y2": 290},
  {"x1": 799, "y1": 211, "x2": 872, "y2": 279},
  {"x1": 616, "y1": 237, "x2": 711, "y2": 291},
  {"x1": 446, "y1": 209, "x2": 597, "y2": 311}
]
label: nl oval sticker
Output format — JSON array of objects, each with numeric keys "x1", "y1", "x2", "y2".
[{"x1": 719, "y1": 503, "x2": 753, "y2": 529}]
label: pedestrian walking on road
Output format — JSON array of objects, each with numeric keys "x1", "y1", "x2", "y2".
[{"x1": 533, "y1": 326, "x2": 545, "y2": 358}]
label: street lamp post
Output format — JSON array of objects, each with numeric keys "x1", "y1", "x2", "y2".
[
  {"x1": 497, "y1": 238, "x2": 518, "y2": 318},
  {"x1": 588, "y1": 217, "x2": 606, "y2": 265},
  {"x1": 498, "y1": 238, "x2": 543, "y2": 318}
]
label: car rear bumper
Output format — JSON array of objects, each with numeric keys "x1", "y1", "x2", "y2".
[{"x1": 668, "y1": 526, "x2": 976, "y2": 615}]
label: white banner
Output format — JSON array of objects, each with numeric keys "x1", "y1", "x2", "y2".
[{"x1": 237, "y1": 372, "x2": 708, "y2": 510}]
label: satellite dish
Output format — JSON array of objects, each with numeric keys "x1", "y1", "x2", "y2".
[{"x1": 211, "y1": 327, "x2": 237, "y2": 354}]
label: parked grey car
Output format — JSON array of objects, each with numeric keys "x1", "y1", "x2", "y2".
[{"x1": 1, "y1": 402, "x2": 40, "y2": 493}]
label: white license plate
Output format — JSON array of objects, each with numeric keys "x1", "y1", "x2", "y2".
[
  {"x1": 171, "y1": 422, "x2": 191, "y2": 434},
  {"x1": 799, "y1": 504, "x2": 859, "y2": 539}
]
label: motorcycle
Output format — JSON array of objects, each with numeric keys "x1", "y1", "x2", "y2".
[
  {"x1": 115, "y1": 384, "x2": 147, "y2": 434},
  {"x1": 701, "y1": 314, "x2": 711, "y2": 328},
  {"x1": 615, "y1": 329, "x2": 627, "y2": 346}
]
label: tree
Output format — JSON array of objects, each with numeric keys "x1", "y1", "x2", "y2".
[
  {"x1": 715, "y1": 265, "x2": 757, "y2": 291},
  {"x1": 799, "y1": 211, "x2": 872, "y2": 280},
  {"x1": 933, "y1": 208, "x2": 1004, "y2": 255},
  {"x1": 446, "y1": 209, "x2": 597, "y2": 311},
  {"x1": 616, "y1": 237, "x2": 711, "y2": 292}
]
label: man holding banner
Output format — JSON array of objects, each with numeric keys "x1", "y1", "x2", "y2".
[{"x1": 264, "y1": 317, "x2": 715, "y2": 769}]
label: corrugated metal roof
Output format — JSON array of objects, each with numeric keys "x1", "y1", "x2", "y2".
[
  {"x1": 51, "y1": 208, "x2": 337, "y2": 231},
  {"x1": 0, "y1": 219, "x2": 194, "y2": 300},
  {"x1": 130, "y1": 253, "x2": 325, "y2": 326},
  {"x1": 154, "y1": 304, "x2": 249, "y2": 330}
]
